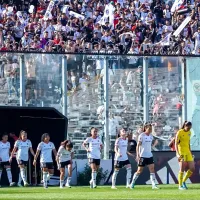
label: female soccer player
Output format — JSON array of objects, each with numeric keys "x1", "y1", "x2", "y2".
[
  {"x1": 175, "y1": 121, "x2": 195, "y2": 190},
  {"x1": 0, "y1": 133, "x2": 15, "y2": 187},
  {"x1": 33, "y1": 133, "x2": 57, "y2": 188},
  {"x1": 111, "y1": 129, "x2": 132, "y2": 189},
  {"x1": 130, "y1": 123, "x2": 159, "y2": 189},
  {"x1": 83, "y1": 127, "x2": 103, "y2": 188},
  {"x1": 56, "y1": 140, "x2": 74, "y2": 188},
  {"x1": 10, "y1": 131, "x2": 35, "y2": 187}
]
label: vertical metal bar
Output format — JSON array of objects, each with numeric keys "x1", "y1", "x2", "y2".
[
  {"x1": 103, "y1": 57, "x2": 109, "y2": 159},
  {"x1": 143, "y1": 56, "x2": 149, "y2": 122},
  {"x1": 181, "y1": 57, "x2": 187, "y2": 123},
  {"x1": 29, "y1": 158, "x2": 31, "y2": 184},
  {"x1": 62, "y1": 55, "x2": 68, "y2": 117},
  {"x1": 19, "y1": 54, "x2": 25, "y2": 106}
]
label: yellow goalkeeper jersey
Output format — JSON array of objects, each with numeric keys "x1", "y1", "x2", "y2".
[{"x1": 177, "y1": 129, "x2": 191, "y2": 154}]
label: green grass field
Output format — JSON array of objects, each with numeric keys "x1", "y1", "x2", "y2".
[{"x1": 0, "y1": 185, "x2": 200, "y2": 200}]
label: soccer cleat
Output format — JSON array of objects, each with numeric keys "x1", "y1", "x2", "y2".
[
  {"x1": 130, "y1": 183, "x2": 135, "y2": 189},
  {"x1": 9, "y1": 182, "x2": 15, "y2": 187},
  {"x1": 17, "y1": 183, "x2": 22, "y2": 187},
  {"x1": 126, "y1": 185, "x2": 130, "y2": 188},
  {"x1": 44, "y1": 185, "x2": 48, "y2": 189},
  {"x1": 89, "y1": 180, "x2": 93, "y2": 189},
  {"x1": 93, "y1": 184, "x2": 97, "y2": 188},
  {"x1": 24, "y1": 182, "x2": 29, "y2": 187},
  {"x1": 60, "y1": 185, "x2": 64, "y2": 189},
  {"x1": 182, "y1": 182, "x2": 188, "y2": 189},
  {"x1": 65, "y1": 183, "x2": 71, "y2": 188},
  {"x1": 179, "y1": 186, "x2": 186, "y2": 190},
  {"x1": 111, "y1": 186, "x2": 117, "y2": 189},
  {"x1": 152, "y1": 185, "x2": 159, "y2": 189}
]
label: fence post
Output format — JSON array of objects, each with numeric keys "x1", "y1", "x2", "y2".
[
  {"x1": 181, "y1": 57, "x2": 187, "y2": 123},
  {"x1": 62, "y1": 55, "x2": 68, "y2": 117},
  {"x1": 19, "y1": 54, "x2": 25, "y2": 106},
  {"x1": 143, "y1": 56, "x2": 149, "y2": 122},
  {"x1": 104, "y1": 56, "x2": 109, "y2": 159}
]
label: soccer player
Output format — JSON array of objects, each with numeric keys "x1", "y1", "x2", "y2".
[
  {"x1": 111, "y1": 129, "x2": 132, "y2": 189},
  {"x1": 33, "y1": 133, "x2": 57, "y2": 189},
  {"x1": 83, "y1": 127, "x2": 103, "y2": 188},
  {"x1": 0, "y1": 133, "x2": 15, "y2": 187},
  {"x1": 130, "y1": 123, "x2": 159, "y2": 189},
  {"x1": 10, "y1": 131, "x2": 35, "y2": 187},
  {"x1": 175, "y1": 121, "x2": 195, "y2": 190},
  {"x1": 56, "y1": 140, "x2": 74, "y2": 188}
]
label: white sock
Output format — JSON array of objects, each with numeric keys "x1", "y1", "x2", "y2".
[
  {"x1": 0, "y1": 170, "x2": 2, "y2": 182},
  {"x1": 150, "y1": 173, "x2": 156, "y2": 186},
  {"x1": 131, "y1": 173, "x2": 140, "y2": 185},
  {"x1": 18, "y1": 173, "x2": 22, "y2": 184},
  {"x1": 126, "y1": 167, "x2": 132, "y2": 186},
  {"x1": 60, "y1": 180, "x2": 64, "y2": 187},
  {"x1": 6, "y1": 168, "x2": 12, "y2": 183},
  {"x1": 112, "y1": 170, "x2": 119, "y2": 186},
  {"x1": 43, "y1": 172, "x2": 48, "y2": 186},
  {"x1": 47, "y1": 173, "x2": 53, "y2": 181},
  {"x1": 20, "y1": 168, "x2": 26, "y2": 183},
  {"x1": 92, "y1": 171, "x2": 97, "y2": 186},
  {"x1": 67, "y1": 177, "x2": 71, "y2": 185}
]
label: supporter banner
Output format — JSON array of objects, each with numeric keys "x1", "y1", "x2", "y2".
[
  {"x1": 69, "y1": 11, "x2": 85, "y2": 20},
  {"x1": 99, "y1": 3, "x2": 115, "y2": 28},
  {"x1": 156, "y1": 33, "x2": 172, "y2": 46},
  {"x1": 43, "y1": 1, "x2": 55, "y2": 21},
  {"x1": 173, "y1": 16, "x2": 191, "y2": 37},
  {"x1": 16, "y1": 11, "x2": 28, "y2": 28},
  {"x1": 171, "y1": 0, "x2": 184, "y2": 12}
]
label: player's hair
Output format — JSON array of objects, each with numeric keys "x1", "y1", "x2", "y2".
[
  {"x1": 19, "y1": 130, "x2": 27, "y2": 140},
  {"x1": 90, "y1": 127, "x2": 97, "y2": 136},
  {"x1": 143, "y1": 122, "x2": 152, "y2": 132},
  {"x1": 1, "y1": 132, "x2": 8, "y2": 139},
  {"x1": 61, "y1": 140, "x2": 73, "y2": 149},
  {"x1": 181, "y1": 121, "x2": 192, "y2": 129},
  {"x1": 41, "y1": 133, "x2": 50, "y2": 142}
]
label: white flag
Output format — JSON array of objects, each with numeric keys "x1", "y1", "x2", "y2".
[
  {"x1": 171, "y1": 0, "x2": 184, "y2": 12},
  {"x1": 16, "y1": 11, "x2": 28, "y2": 28},
  {"x1": 156, "y1": 33, "x2": 172, "y2": 46},
  {"x1": 173, "y1": 16, "x2": 191, "y2": 37},
  {"x1": 69, "y1": 11, "x2": 85, "y2": 20},
  {"x1": 43, "y1": 1, "x2": 55, "y2": 21}
]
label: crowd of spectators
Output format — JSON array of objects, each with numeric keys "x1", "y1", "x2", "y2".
[{"x1": 0, "y1": 0, "x2": 199, "y2": 55}]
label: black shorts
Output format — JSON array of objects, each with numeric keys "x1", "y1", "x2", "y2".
[
  {"x1": 114, "y1": 160, "x2": 130, "y2": 169},
  {"x1": 88, "y1": 158, "x2": 100, "y2": 166},
  {"x1": 60, "y1": 160, "x2": 71, "y2": 168},
  {"x1": 138, "y1": 157, "x2": 154, "y2": 167},
  {"x1": 26, "y1": 78, "x2": 36, "y2": 89},
  {"x1": 40, "y1": 162, "x2": 54, "y2": 169},
  {"x1": 17, "y1": 160, "x2": 28, "y2": 166},
  {"x1": 0, "y1": 161, "x2": 10, "y2": 169}
]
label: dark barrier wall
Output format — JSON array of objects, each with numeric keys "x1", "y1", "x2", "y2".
[
  {"x1": 0, "y1": 107, "x2": 67, "y2": 185},
  {"x1": 116, "y1": 151, "x2": 200, "y2": 185}
]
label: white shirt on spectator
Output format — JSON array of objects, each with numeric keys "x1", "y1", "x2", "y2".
[
  {"x1": 0, "y1": 141, "x2": 10, "y2": 162},
  {"x1": 109, "y1": 117, "x2": 119, "y2": 136},
  {"x1": 101, "y1": 35, "x2": 111, "y2": 43},
  {"x1": 37, "y1": 142, "x2": 55, "y2": 163}
]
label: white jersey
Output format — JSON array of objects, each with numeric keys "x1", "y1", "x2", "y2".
[
  {"x1": 0, "y1": 141, "x2": 10, "y2": 162},
  {"x1": 57, "y1": 146, "x2": 73, "y2": 162},
  {"x1": 37, "y1": 141, "x2": 55, "y2": 163},
  {"x1": 84, "y1": 137, "x2": 102, "y2": 159},
  {"x1": 14, "y1": 140, "x2": 32, "y2": 161},
  {"x1": 138, "y1": 133, "x2": 153, "y2": 158},
  {"x1": 115, "y1": 137, "x2": 128, "y2": 161}
]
